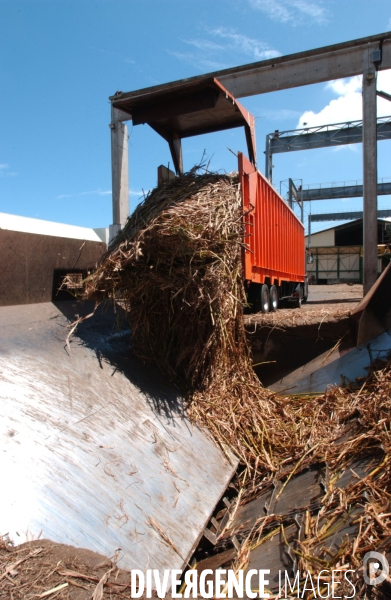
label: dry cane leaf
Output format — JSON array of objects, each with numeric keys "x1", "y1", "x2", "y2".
[
  {"x1": 38, "y1": 582, "x2": 68, "y2": 598},
  {"x1": 91, "y1": 566, "x2": 115, "y2": 600}
]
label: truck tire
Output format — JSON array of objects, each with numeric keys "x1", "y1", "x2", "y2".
[
  {"x1": 269, "y1": 285, "x2": 278, "y2": 312},
  {"x1": 260, "y1": 284, "x2": 270, "y2": 313}
]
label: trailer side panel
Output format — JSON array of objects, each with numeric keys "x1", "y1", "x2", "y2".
[{"x1": 239, "y1": 152, "x2": 305, "y2": 286}]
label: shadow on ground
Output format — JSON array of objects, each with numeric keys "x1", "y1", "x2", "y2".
[{"x1": 55, "y1": 299, "x2": 186, "y2": 423}]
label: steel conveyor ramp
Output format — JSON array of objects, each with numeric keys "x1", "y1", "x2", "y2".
[{"x1": 0, "y1": 301, "x2": 236, "y2": 571}]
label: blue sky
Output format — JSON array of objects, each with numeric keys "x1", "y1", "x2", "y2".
[{"x1": 1, "y1": 0, "x2": 391, "y2": 234}]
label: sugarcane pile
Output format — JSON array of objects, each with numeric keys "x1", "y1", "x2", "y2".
[
  {"x1": 85, "y1": 173, "x2": 246, "y2": 390},
  {"x1": 216, "y1": 363, "x2": 391, "y2": 598}
]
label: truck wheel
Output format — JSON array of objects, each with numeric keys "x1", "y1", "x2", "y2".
[
  {"x1": 260, "y1": 284, "x2": 270, "y2": 313},
  {"x1": 269, "y1": 285, "x2": 278, "y2": 311}
]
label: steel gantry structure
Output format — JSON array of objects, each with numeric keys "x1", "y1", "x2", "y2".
[
  {"x1": 285, "y1": 175, "x2": 391, "y2": 236},
  {"x1": 265, "y1": 116, "x2": 391, "y2": 182},
  {"x1": 309, "y1": 209, "x2": 391, "y2": 223},
  {"x1": 297, "y1": 179, "x2": 391, "y2": 202},
  {"x1": 109, "y1": 31, "x2": 391, "y2": 295}
]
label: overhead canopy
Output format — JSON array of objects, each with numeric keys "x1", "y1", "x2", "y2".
[{"x1": 111, "y1": 77, "x2": 256, "y2": 173}]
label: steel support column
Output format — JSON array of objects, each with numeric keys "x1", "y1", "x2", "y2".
[
  {"x1": 110, "y1": 107, "x2": 129, "y2": 241},
  {"x1": 265, "y1": 134, "x2": 272, "y2": 181},
  {"x1": 288, "y1": 178, "x2": 294, "y2": 208},
  {"x1": 362, "y1": 49, "x2": 378, "y2": 295}
]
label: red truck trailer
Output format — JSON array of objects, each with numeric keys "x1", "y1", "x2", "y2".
[{"x1": 239, "y1": 152, "x2": 307, "y2": 312}]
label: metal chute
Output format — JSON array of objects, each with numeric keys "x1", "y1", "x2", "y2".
[{"x1": 350, "y1": 262, "x2": 391, "y2": 347}]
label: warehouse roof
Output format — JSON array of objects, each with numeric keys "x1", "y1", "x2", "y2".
[{"x1": 0, "y1": 212, "x2": 106, "y2": 242}]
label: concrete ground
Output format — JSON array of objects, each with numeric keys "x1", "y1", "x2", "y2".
[
  {"x1": 305, "y1": 283, "x2": 363, "y2": 310},
  {"x1": 245, "y1": 283, "x2": 363, "y2": 329}
]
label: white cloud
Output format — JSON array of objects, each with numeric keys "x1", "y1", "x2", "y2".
[
  {"x1": 171, "y1": 27, "x2": 280, "y2": 70},
  {"x1": 249, "y1": 0, "x2": 328, "y2": 25},
  {"x1": 297, "y1": 93, "x2": 362, "y2": 128},
  {"x1": 326, "y1": 76, "x2": 361, "y2": 96},
  {"x1": 207, "y1": 27, "x2": 281, "y2": 60},
  {"x1": 332, "y1": 144, "x2": 360, "y2": 153},
  {"x1": 183, "y1": 39, "x2": 225, "y2": 52},
  {"x1": 256, "y1": 108, "x2": 301, "y2": 121},
  {"x1": 378, "y1": 68, "x2": 391, "y2": 97},
  {"x1": 58, "y1": 188, "x2": 112, "y2": 199},
  {"x1": 57, "y1": 188, "x2": 148, "y2": 201},
  {"x1": 297, "y1": 69, "x2": 391, "y2": 129},
  {"x1": 0, "y1": 163, "x2": 17, "y2": 177},
  {"x1": 167, "y1": 50, "x2": 227, "y2": 71},
  {"x1": 290, "y1": 0, "x2": 327, "y2": 21},
  {"x1": 250, "y1": 0, "x2": 291, "y2": 22},
  {"x1": 130, "y1": 189, "x2": 148, "y2": 197}
]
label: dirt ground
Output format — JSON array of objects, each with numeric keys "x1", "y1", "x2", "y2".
[
  {"x1": 245, "y1": 284, "x2": 362, "y2": 387},
  {"x1": 304, "y1": 283, "x2": 363, "y2": 309},
  {"x1": 0, "y1": 538, "x2": 134, "y2": 599}
]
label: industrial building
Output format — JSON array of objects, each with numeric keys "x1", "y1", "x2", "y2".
[{"x1": 306, "y1": 217, "x2": 391, "y2": 283}]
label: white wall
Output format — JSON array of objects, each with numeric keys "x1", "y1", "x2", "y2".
[{"x1": 306, "y1": 228, "x2": 334, "y2": 247}]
